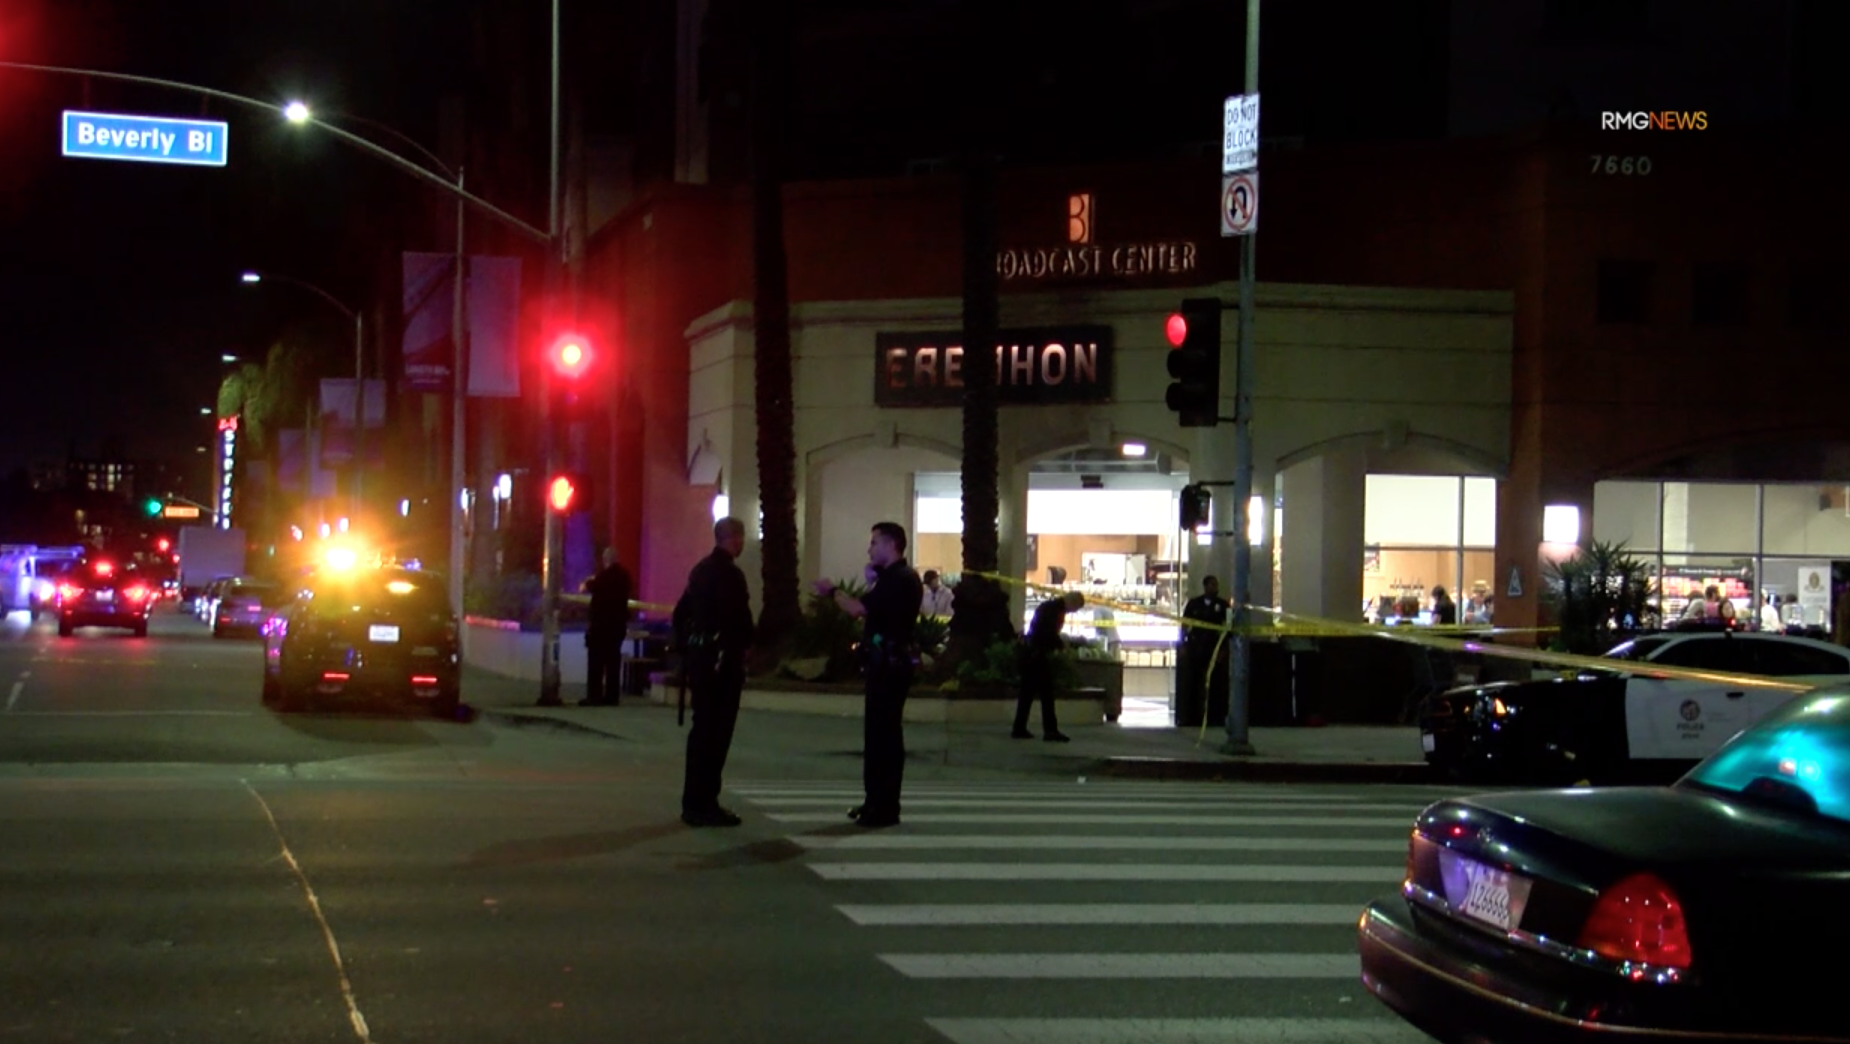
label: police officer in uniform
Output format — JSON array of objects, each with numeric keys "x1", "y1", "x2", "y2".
[
  {"x1": 817, "y1": 521, "x2": 922, "y2": 830},
  {"x1": 1014, "y1": 590, "x2": 1083, "y2": 742},
  {"x1": 1177, "y1": 576, "x2": 1231, "y2": 727},
  {"x1": 581, "y1": 547, "x2": 633, "y2": 706},
  {"x1": 673, "y1": 517, "x2": 754, "y2": 827}
]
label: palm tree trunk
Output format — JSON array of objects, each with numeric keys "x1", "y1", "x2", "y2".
[{"x1": 749, "y1": 0, "x2": 801, "y2": 645}]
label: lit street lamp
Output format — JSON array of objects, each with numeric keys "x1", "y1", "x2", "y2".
[
  {"x1": 220, "y1": 354, "x2": 239, "y2": 364},
  {"x1": 240, "y1": 269, "x2": 365, "y2": 516}
]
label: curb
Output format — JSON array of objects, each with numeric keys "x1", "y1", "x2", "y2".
[{"x1": 1099, "y1": 756, "x2": 1433, "y2": 784}]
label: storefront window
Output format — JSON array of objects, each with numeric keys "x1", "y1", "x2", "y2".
[
  {"x1": 1593, "y1": 481, "x2": 1844, "y2": 634},
  {"x1": 1363, "y1": 475, "x2": 1496, "y2": 623}
]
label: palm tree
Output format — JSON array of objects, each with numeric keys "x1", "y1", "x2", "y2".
[{"x1": 748, "y1": 0, "x2": 802, "y2": 646}]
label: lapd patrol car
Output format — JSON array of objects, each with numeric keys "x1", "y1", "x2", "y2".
[{"x1": 1420, "y1": 630, "x2": 1850, "y2": 784}]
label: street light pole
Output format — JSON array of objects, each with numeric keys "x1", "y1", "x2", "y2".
[
  {"x1": 537, "y1": 0, "x2": 567, "y2": 706},
  {"x1": 450, "y1": 168, "x2": 469, "y2": 635},
  {"x1": 1224, "y1": 0, "x2": 1260, "y2": 756},
  {"x1": 240, "y1": 271, "x2": 365, "y2": 522}
]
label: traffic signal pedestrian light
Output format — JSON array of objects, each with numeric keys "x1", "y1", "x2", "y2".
[
  {"x1": 547, "y1": 331, "x2": 593, "y2": 381},
  {"x1": 1164, "y1": 298, "x2": 1222, "y2": 427},
  {"x1": 545, "y1": 472, "x2": 588, "y2": 515},
  {"x1": 1179, "y1": 483, "x2": 1212, "y2": 530}
]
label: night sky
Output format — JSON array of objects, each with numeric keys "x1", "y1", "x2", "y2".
[{"x1": 0, "y1": 0, "x2": 469, "y2": 497}]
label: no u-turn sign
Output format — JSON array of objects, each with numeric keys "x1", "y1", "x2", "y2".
[{"x1": 1222, "y1": 171, "x2": 1258, "y2": 237}]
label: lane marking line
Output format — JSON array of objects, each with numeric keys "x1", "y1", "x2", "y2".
[{"x1": 241, "y1": 780, "x2": 375, "y2": 1044}]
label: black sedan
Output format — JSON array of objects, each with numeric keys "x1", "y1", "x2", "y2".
[
  {"x1": 260, "y1": 566, "x2": 460, "y2": 716},
  {"x1": 1361, "y1": 688, "x2": 1850, "y2": 1043},
  {"x1": 1421, "y1": 631, "x2": 1849, "y2": 784},
  {"x1": 54, "y1": 559, "x2": 156, "y2": 638}
]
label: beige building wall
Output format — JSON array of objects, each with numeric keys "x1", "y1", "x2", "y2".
[{"x1": 686, "y1": 283, "x2": 1514, "y2": 622}]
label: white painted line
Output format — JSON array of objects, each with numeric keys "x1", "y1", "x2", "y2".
[
  {"x1": 796, "y1": 835, "x2": 1406, "y2": 853},
  {"x1": 811, "y1": 862, "x2": 1399, "y2": 882},
  {"x1": 5, "y1": 681, "x2": 22, "y2": 712},
  {"x1": 882, "y1": 952, "x2": 1358, "y2": 979},
  {"x1": 3, "y1": 710, "x2": 254, "y2": 717},
  {"x1": 838, "y1": 903, "x2": 1365, "y2": 926},
  {"x1": 242, "y1": 781, "x2": 375, "y2": 1044},
  {"x1": 733, "y1": 787, "x2": 1385, "y2": 801},
  {"x1": 770, "y1": 812, "x2": 1408, "y2": 827},
  {"x1": 755, "y1": 797, "x2": 1419, "y2": 813},
  {"x1": 925, "y1": 1016, "x2": 1430, "y2": 1044}
]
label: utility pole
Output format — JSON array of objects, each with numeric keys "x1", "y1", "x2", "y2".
[
  {"x1": 537, "y1": 0, "x2": 566, "y2": 705},
  {"x1": 1224, "y1": 0, "x2": 1260, "y2": 756},
  {"x1": 448, "y1": 168, "x2": 469, "y2": 635}
]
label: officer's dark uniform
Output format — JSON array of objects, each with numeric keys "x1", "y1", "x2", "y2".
[
  {"x1": 582, "y1": 558, "x2": 633, "y2": 706},
  {"x1": 1014, "y1": 597, "x2": 1073, "y2": 740},
  {"x1": 1178, "y1": 587, "x2": 1231, "y2": 727},
  {"x1": 673, "y1": 546, "x2": 754, "y2": 821},
  {"x1": 855, "y1": 558, "x2": 922, "y2": 826}
]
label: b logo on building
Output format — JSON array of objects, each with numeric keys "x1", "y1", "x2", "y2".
[
  {"x1": 996, "y1": 193, "x2": 1196, "y2": 282},
  {"x1": 1600, "y1": 111, "x2": 1708, "y2": 131}
]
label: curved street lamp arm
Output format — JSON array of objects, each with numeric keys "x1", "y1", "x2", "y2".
[
  {"x1": 0, "y1": 61, "x2": 550, "y2": 244},
  {"x1": 253, "y1": 272, "x2": 357, "y2": 322},
  {"x1": 316, "y1": 110, "x2": 455, "y2": 181}
]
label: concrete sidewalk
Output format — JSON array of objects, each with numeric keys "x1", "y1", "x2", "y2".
[{"x1": 462, "y1": 668, "x2": 1431, "y2": 784}]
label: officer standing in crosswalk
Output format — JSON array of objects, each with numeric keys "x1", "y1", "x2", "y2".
[{"x1": 816, "y1": 521, "x2": 923, "y2": 829}]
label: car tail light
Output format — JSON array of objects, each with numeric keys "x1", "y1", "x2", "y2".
[
  {"x1": 411, "y1": 675, "x2": 439, "y2": 686},
  {"x1": 125, "y1": 586, "x2": 150, "y2": 602},
  {"x1": 321, "y1": 672, "x2": 350, "y2": 682},
  {"x1": 1577, "y1": 872, "x2": 1692, "y2": 970},
  {"x1": 57, "y1": 584, "x2": 81, "y2": 601}
]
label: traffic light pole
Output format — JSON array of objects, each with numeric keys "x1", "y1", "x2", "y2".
[
  {"x1": 1223, "y1": 0, "x2": 1260, "y2": 756},
  {"x1": 536, "y1": 0, "x2": 566, "y2": 706}
]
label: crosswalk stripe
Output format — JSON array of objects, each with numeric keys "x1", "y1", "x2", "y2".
[
  {"x1": 731, "y1": 786, "x2": 1405, "y2": 801},
  {"x1": 837, "y1": 903, "x2": 1364, "y2": 926},
  {"x1": 768, "y1": 812, "x2": 1408, "y2": 826},
  {"x1": 881, "y1": 952, "x2": 1358, "y2": 979},
  {"x1": 749, "y1": 797, "x2": 1421, "y2": 812},
  {"x1": 924, "y1": 1017, "x2": 1429, "y2": 1044},
  {"x1": 795, "y1": 835, "x2": 1406, "y2": 853},
  {"x1": 811, "y1": 862, "x2": 1398, "y2": 882}
]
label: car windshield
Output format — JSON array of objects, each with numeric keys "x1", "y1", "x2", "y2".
[
  {"x1": 1603, "y1": 636, "x2": 1672, "y2": 662},
  {"x1": 1681, "y1": 690, "x2": 1850, "y2": 827}
]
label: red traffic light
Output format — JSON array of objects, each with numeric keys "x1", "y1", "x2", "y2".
[
  {"x1": 155, "y1": 537, "x2": 171, "y2": 553},
  {"x1": 1164, "y1": 313, "x2": 1188, "y2": 348},
  {"x1": 546, "y1": 474, "x2": 579, "y2": 514},
  {"x1": 547, "y1": 332, "x2": 593, "y2": 380}
]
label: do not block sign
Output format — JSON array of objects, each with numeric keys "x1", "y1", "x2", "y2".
[{"x1": 1221, "y1": 171, "x2": 1258, "y2": 237}]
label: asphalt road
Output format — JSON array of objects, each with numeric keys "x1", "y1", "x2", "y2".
[{"x1": 0, "y1": 604, "x2": 1451, "y2": 1043}]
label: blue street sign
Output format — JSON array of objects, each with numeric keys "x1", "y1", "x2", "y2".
[{"x1": 61, "y1": 110, "x2": 228, "y2": 167}]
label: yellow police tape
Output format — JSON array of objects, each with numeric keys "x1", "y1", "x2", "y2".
[{"x1": 962, "y1": 569, "x2": 1814, "y2": 746}]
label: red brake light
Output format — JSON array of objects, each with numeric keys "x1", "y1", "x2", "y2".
[
  {"x1": 125, "y1": 586, "x2": 150, "y2": 602},
  {"x1": 1577, "y1": 872, "x2": 1692, "y2": 970},
  {"x1": 57, "y1": 584, "x2": 81, "y2": 601}
]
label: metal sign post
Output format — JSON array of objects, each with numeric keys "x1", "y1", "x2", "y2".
[{"x1": 1221, "y1": 0, "x2": 1261, "y2": 756}]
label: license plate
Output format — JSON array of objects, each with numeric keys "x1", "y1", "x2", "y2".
[
  {"x1": 1439, "y1": 850, "x2": 1533, "y2": 932},
  {"x1": 95, "y1": 590, "x2": 114, "y2": 603},
  {"x1": 368, "y1": 625, "x2": 400, "y2": 643},
  {"x1": 1421, "y1": 733, "x2": 1436, "y2": 753}
]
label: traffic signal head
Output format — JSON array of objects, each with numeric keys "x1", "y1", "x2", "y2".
[
  {"x1": 1164, "y1": 298, "x2": 1222, "y2": 427},
  {"x1": 1179, "y1": 483, "x2": 1212, "y2": 530},
  {"x1": 545, "y1": 473, "x2": 589, "y2": 514},
  {"x1": 547, "y1": 331, "x2": 593, "y2": 381},
  {"x1": 155, "y1": 537, "x2": 171, "y2": 554},
  {"x1": 143, "y1": 497, "x2": 163, "y2": 517}
]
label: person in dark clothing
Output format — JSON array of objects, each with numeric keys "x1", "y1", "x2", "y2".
[
  {"x1": 673, "y1": 517, "x2": 755, "y2": 828},
  {"x1": 580, "y1": 547, "x2": 633, "y2": 706},
  {"x1": 816, "y1": 521, "x2": 923, "y2": 829},
  {"x1": 1430, "y1": 585, "x2": 1457, "y2": 626},
  {"x1": 1014, "y1": 590, "x2": 1084, "y2": 741},
  {"x1": 1177, "y1": 576, "x2": 1231, "y2": 727}
]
